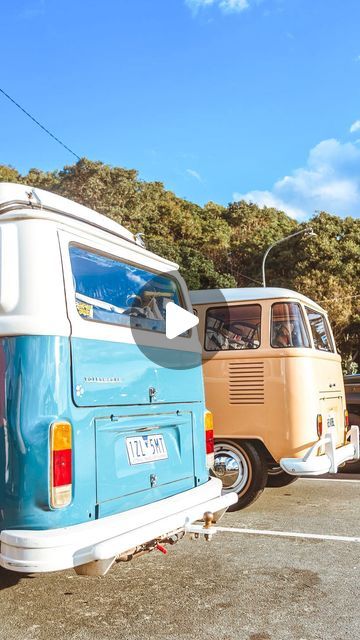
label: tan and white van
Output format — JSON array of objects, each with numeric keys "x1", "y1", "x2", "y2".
[{"x1": 190, "y1": 288, "x2": 359, "y2": 510}]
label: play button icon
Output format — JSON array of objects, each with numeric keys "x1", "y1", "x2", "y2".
[
  {"x1": 127, "y1": 269, "x2": 208, "y2": 369},
  {"x1": 165, "y1": 301, "x2": 199, "y2": 340}
]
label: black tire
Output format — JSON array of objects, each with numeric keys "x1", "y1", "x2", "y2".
[
  {"x1": 213, "y1": 440, "x2": 268, "y2": 511},
  {"x1": 266, "y1": 465, "x2": 298, "y2": 488},
  {"x1": 340, "y1": 460, "x2": 360, "y2": 474}
]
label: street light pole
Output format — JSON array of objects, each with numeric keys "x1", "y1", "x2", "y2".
[{"x1": 261, "y1": 227, "x2": 316, "y2": 287}]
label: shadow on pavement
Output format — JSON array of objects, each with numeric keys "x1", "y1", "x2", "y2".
[{"x1": 0, "y1": 566, "x2": 35, "y2": 591}]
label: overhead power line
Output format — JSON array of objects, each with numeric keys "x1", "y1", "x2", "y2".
[
  {"x1": 320, "y1": 293, "x2": 360, "y2": 303},
  {"x1": 237, "y1": 272, "x2": 263, "y2": 286},
  {"x1": 0, "y1": 87, "x2": 81, "y2": 161}
]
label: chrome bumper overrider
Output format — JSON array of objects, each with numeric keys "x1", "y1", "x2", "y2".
[{"x1": 280, "y1": 425, "x2": 360, "y2": 476}]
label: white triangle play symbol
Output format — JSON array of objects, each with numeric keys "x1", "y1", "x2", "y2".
[{"x1": 165, "y1": 301, "x2": 199, "y2": 340}]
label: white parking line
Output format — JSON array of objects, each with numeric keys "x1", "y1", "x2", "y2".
[
  {"x1": 216, "y1": 526, "x2": 360, "y2": 543},
  {"x1": 300, "y1": 477, "x2": 360, "y2": 483}
]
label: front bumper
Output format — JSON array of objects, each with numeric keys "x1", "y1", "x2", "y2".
[
  {"x1": 0, "y1": 478, "x2": 237, "y2": 574},
  {"x1": 280, "y1": 425, "x2": 360, "y2": 476}
]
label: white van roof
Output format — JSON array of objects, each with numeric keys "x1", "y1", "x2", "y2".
[
  {"x1": 0, "y1": 182, "x2": 136, "y2": 244},
  {"x1": 190, "y1": 287, "x2": 325, "y2": 313}
]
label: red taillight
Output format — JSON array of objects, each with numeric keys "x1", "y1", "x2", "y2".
[
  {"x1": 206, "y1": 429, "x2": 214, "y2": 454},
  {"x1": 205, "y1": 411, "x2": 214, "y2": 469},
  {"x1": 53, "y1": 449, "x2": 72, "y2": 487},
  {"x1": 50, "y1": 421, "x2": 72, "y2": 508},
  {"x1": 317, "y1": 414, "x2": 323, "y2": 438},
  {"x1": 345, "y1": 409, "x2": 349, "y2": 429}
]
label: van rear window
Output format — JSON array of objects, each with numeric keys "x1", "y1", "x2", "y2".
[
  {"x1": 305, "y1": 307, "x2": 334, "y2": 352},
  {"x1": 205, "y1": 305, "x2": 261, "y2": 351},
  {"x1": 69, "y1": 245, "x2": 183, "y2": 333},
  {"x1": 271, "y1": 302, "x2": 310, "y2": 349}
]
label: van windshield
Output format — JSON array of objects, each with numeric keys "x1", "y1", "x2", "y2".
[
  {"x1": 305, "y1": 307, "x2": 334, "y2": 352},
  {"x1": 69, "y1": 245, "x2": 183, "y2": 333},
  {"x1": 205, "y1": 305, "x2": 261, "y2": 351},
  {"x1": 271, "y1": 302, "x2": 310, "y2": 349}
]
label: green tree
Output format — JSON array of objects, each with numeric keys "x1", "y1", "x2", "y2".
[
  {"x1": 223, "y1": 200, "x2": 297, "y2": 286},
  {"x1": 0, "y1": 165, "x2": 21, "y2": 182}
]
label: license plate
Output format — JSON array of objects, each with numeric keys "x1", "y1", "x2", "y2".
[
  {"x1": 126, "y1": 434, "x2": 168, "y2": 465},
  {"x1": 327, "y1": 412, "x2": 336, "y2": 429}
]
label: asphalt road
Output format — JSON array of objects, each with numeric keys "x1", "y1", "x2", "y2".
[{"x1": 1, "y1": 477, "x2": 359, "y2": 640}]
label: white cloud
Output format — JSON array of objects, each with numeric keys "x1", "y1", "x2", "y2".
[
  {"x1": 219, "y1": 0, "x2": 249, "y2": 12},
  {"x1": 233, "y1": 189, "x2": 305, "y2": 219},
  {"x1": 186, "y1": 168, "x2": 202, "y2": 181},
  {"x1": 350, "y1": 120, "x2": 360, "y2": 134},
  {"x1": 234, "y1": 138, "x2": 360, "y2": 219},
  {"x1": 185, "y1": 0, "x2": 249, "y2": 14},
  {"x1": 185, "y1": 0, "x2": 215, "y2": 12}
]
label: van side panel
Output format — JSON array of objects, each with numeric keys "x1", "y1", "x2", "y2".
[
  {"x1": 0, "y1": 336, "x2": 85, "y2": 531},
  {"x1": 0, "y1": 218, "x2": 76, "y2": 531},
  {"x1": 0, "y1": 336, "x2": 208, "y2": 531}
]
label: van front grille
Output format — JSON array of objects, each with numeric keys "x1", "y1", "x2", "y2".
[{"x1": 228, "y1": 361, "x2": 265, "y2": 405}]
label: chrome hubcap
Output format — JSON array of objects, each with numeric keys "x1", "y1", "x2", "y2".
[{"x1": 214, "y1": 443, "x2": 249, "y2": 493}]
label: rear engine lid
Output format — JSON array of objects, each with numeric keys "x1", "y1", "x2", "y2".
[
  {"x1": 318, "y1": 393, "x2": 346, "y2": 447},
  {"x1": 95, "y1": 410, "x2": 196, "y2": 516}
]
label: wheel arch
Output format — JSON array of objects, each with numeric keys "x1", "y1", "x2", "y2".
[{"x1": 215, "y1": 437, "x2": 277, "y2": 466}]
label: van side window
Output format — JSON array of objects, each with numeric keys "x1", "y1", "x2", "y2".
[
  {"x1": 271, "y1": 302, "x2": 310, "y2": 349},
  {"x1": 305, "y1": 307, "x2": 334, "y2": 352},
  {"x1": 205, "y1": 305, "x2": 261, "y2": 351},
  {"x1": 69, "y1": 245, "x2": 184, "y2": 334}
]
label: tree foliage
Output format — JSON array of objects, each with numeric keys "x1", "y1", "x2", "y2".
[{"x1": 1, "y1": 159, "x2": 359, "y2": 368}]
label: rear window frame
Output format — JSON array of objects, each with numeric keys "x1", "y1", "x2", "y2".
[
  {"x1": 204, "y1": 303, "x2": 262, "y2": 352},
  {"x1": 68, "y1": 242, "x2": 191, "y2": 338},
  {"x1": 304, "y1": 306, "x2": 335, "y2": 353},
  {"x1": 270, "y1": 301, "x2": 311, "y2": 350}
]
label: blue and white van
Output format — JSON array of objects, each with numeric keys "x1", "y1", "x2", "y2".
[{"x1": 0, "y1": 183, "x2": 236, "y2": 576}]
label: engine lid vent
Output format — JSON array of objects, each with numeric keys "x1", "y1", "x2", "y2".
[{"x1": 228, "y1": 361, "x2": 265, "y2": 405}]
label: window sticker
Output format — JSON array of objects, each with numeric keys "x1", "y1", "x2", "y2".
[{"x1": 75, "y1": 299, "x2": 93, "y2": 319}]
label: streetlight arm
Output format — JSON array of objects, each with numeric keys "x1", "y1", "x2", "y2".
[{"x1": 261, "y1": 227, "x2": 314, "y2": 287}]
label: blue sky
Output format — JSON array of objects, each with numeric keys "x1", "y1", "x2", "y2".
[{"x1": 1, "y1": 0, "x2": 360, "y2": 219}]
